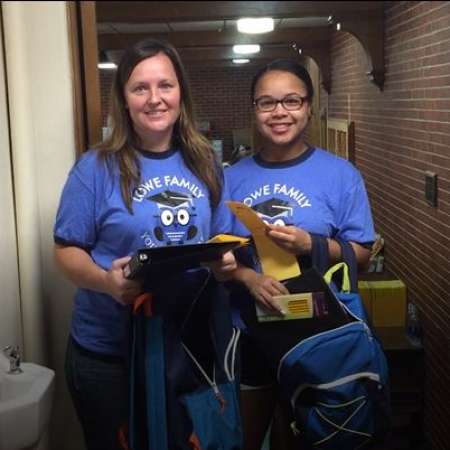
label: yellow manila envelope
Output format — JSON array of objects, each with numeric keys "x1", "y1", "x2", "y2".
[
  {"x1": 226, "y1": 201, "x2": 301, "y2": 280},
  {"x1": 208, "y1": 234, "x2": 250, "y2": 245},
  {"x1": 226, "y1": 201, "x2": 268, "y2": 236}
]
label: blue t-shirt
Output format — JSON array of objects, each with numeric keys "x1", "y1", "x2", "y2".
[
  {"x1": 225, "y1": 147, "x2": 375, "y2": 326},
  {"x1": 226, "y1": 147, "x2": 374, "y2": 243},
  {"x1": 54, "y1": 148, "x2": 231, "y2": 355}
]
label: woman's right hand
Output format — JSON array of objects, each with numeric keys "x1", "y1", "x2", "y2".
[
  {"x1": 104, "y1": 256, "x2": 142, "y2": 306},
  {"x1": 243, "y1": 270, "x2": 290, "y2": 314}
]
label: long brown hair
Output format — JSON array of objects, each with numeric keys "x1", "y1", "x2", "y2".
[{"x1": 96, "y1": 38, "x2": 221, "y2": 212}]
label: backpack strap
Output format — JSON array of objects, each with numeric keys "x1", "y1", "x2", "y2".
[
  {"x1": 130, "y1": 293, "x2": 169, "y2": 450},
  {"x1": 334, "y1": 237, "x2": 358, "y2": 293},
  {"x1": 324, "y1": 262, "x2": 351, "y2": 293},
  {"x1": 334, "y1": 238, "x2": 377, "y2": 329},
  {"x1": 310, "y1": 235, "x2": 358, "y2": 293},
  {"x1": 309, "y1": 233, "x2": 330, "y2": 275}
]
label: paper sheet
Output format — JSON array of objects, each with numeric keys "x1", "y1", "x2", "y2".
[{"x1": 226, "y1": 201, "x2": 301, "y2": 280}]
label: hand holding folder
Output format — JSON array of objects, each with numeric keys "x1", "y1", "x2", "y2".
[{"x1": 226, "y1": 201, "x2": 301, "y2": 281}]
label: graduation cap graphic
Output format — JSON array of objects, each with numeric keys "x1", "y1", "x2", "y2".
[
  {"x1": 146, "y1": 190, "x2": 198, "y2": 245},
  {"x1": 147, "y1": 190, "x2": 194, "y2": 209},
  {"x1": 252, "y1": 198, "x2": 294, "y2": 226}
]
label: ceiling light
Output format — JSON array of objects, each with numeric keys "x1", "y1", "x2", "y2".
[
  {"x1": 237, "y1": 18, "x2": 274, "y2": 34},
  {"x1": 98, "y1": 62, "x2": 117, "y2": 70},
  {"x1": 233, "y1": 44, "x2": 260, "y2": 55},
  {"x1": 232, "y1": 59, "x2": 250, "y2": 64}
]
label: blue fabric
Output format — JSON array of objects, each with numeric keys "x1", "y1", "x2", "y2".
[
  {"x1": 278, "y1": 320, "x2": 390, "y2": 449},
  {"x1": 129, "y1": 305, "x2": 150, "y2": 450},
  {"x1": 277, "y1": 240, "x2": 391, "y2": 449},
  {"x1": 54, "y1": 148, "x2": 232, "y2": 355},
  {"x1": 336, "y1": 291, "x2": 371, "y2": 323},
  {"x1": 225, "y1": 147, "x2": 375, "y2": 244},
  {"x1": 129, "y1": 276, "x2": 243, "y2": 450},
  {"x1": 309, "y1": 233, "x2": 330, "y2": 275},
  {"x1": 181, "y1": 382, "x2": 242, "y2": 450},
  {"x1": 225, "y1": 147, "x2": 375, "y2": 328},
  {"x1": 330, "y1": 238, "x2": 371, "y2": 324},
  {"x1": 145, "y1": 316, "x2": 168, "y2": 450}
]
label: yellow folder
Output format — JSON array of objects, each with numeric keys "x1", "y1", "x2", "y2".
[
  {"x1": 226, "y1": 201, "x2": 301, "y2": 280},
  {"x1": 208, "y1": 234, "x2": 250, "y2": 245}
]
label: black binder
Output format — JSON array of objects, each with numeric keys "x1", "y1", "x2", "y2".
[{"x1": 124, "y1": 240, "x2": 244, "y2": 280}]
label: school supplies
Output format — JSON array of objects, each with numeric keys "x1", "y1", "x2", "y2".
[
  {"x1": 256, "y1": 292, "x2": 331, "y2": 322},
  {"x1": 124, "y1": 237, "x2": 246, "y2": 280},
  {"x1": 255, "y1": 262, "x2": 353, "y2": 324},
  {"x1": 226, "y1": 201, "x2": 301, "y2": 280}
]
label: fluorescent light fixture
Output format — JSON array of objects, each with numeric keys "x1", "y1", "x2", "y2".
[
  {"x1": 336, "y1": 22, "x2": 341, "y2": 31},
  {"x1": 232, "y1": 58, "x2": 250, "y2": 64},
  {"x1": 98, "y1": 62, "x2": 117, "y2": 70},
  {"x1": 233, "y1": 44, "x2": 260, "y2": 55},
  {"x1": 237, "y1": 18, "x2": 274, "y2": 34}
]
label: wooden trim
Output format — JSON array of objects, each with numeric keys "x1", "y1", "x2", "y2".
[
  {"x1": 96, "y1": 1, "x2": 383, "y2": 23},
  {"x1": 66, "y1": 1, "x2": 102, "y2": 152},
  {"x1": 304, "y1": 57, "x2": 322, "y2": 149},
  {"x1": 66, "y1": 1, "x2": 85, "y2": 155},
  {"x1": 327, "y1": 118, "x2": 355, "y2": 162},
  {"x1": 98, "y1": 27, "x2": 330, "y2": 50},
  {"x1": 79, "y1": 1, "x2": 102, "y2": 147}
]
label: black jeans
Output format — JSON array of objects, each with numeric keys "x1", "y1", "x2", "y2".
[{"x1": 65, "y1": 336, "x2": 129, "y2": 450}]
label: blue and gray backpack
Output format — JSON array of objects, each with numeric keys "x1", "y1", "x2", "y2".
[{"x1": 277, "y1": 237, "x2": 391, "y2": 449}]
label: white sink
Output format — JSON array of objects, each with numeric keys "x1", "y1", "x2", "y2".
[{"x1": 0, "y1": 353, "x2": 55, "y2": 450}]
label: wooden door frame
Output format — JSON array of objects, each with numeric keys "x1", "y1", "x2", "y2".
[{"x1": 66, "y1": 1, "x2": 102, "y2": 154}]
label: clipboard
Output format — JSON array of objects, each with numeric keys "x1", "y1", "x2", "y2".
[{"x1": 124, "y1": 239, "x2": 245, "y2": 280}]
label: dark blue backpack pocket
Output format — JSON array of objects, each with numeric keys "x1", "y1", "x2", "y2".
[
  {"x1": 279, "y1": 322, "x2": 390, "y2": 450},
  {"x1": 294, "y1": 374, "x2": 382, "y2": 448}
]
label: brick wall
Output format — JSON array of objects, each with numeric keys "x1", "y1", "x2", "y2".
[
  {"x1": 326, "y1": 2, "x2": 450, "y2": 448},
  {"x1": 100, "y1": 64, "x2": 257, "y2": 161},
  {"x1": 187, "y1": 64, "x2": 255, "y2": 160}
]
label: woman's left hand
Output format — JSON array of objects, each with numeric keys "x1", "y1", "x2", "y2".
[
  {"x1": 204, "y1": 251, "x2": 237, "y2": 281},
  {"x1": 266, "y1": 224, "x2": 312, "y2": 256}
]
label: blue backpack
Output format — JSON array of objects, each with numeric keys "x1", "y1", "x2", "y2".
[
  {"x1": 277, "y1": 238, "x2": 391, "y2": 449},
  {"x1": 128, "y1": 270, "x2": 242, "y2": 450}
]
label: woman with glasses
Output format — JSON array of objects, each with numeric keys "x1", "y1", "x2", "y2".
[{"x1": 225, "y1": 59, "x2": 375, "y2": 449}]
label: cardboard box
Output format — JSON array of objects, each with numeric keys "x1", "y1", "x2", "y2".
[{"x1": 358, "y1": 279, "x2": 407, "y2": 327}]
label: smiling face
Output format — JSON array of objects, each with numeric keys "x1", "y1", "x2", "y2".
[
  {"x1": 124, "y1": 52, "x2": 181, "y2": 151},
  {"x1": 254, "y1": 70, "x2": 311, "y2": 159}
]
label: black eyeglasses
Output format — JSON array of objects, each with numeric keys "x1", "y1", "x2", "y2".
[{"x1": 253, "y1": 94, "x2": 308, "y2": 112}]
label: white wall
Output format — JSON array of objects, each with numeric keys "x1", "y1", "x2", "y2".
[
  {"x1": 2, "y1": 2, "x2": 84, "y2": 448},
  {"x1": 0, "y1": 7, "x2": 22, "y2": 352}
]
